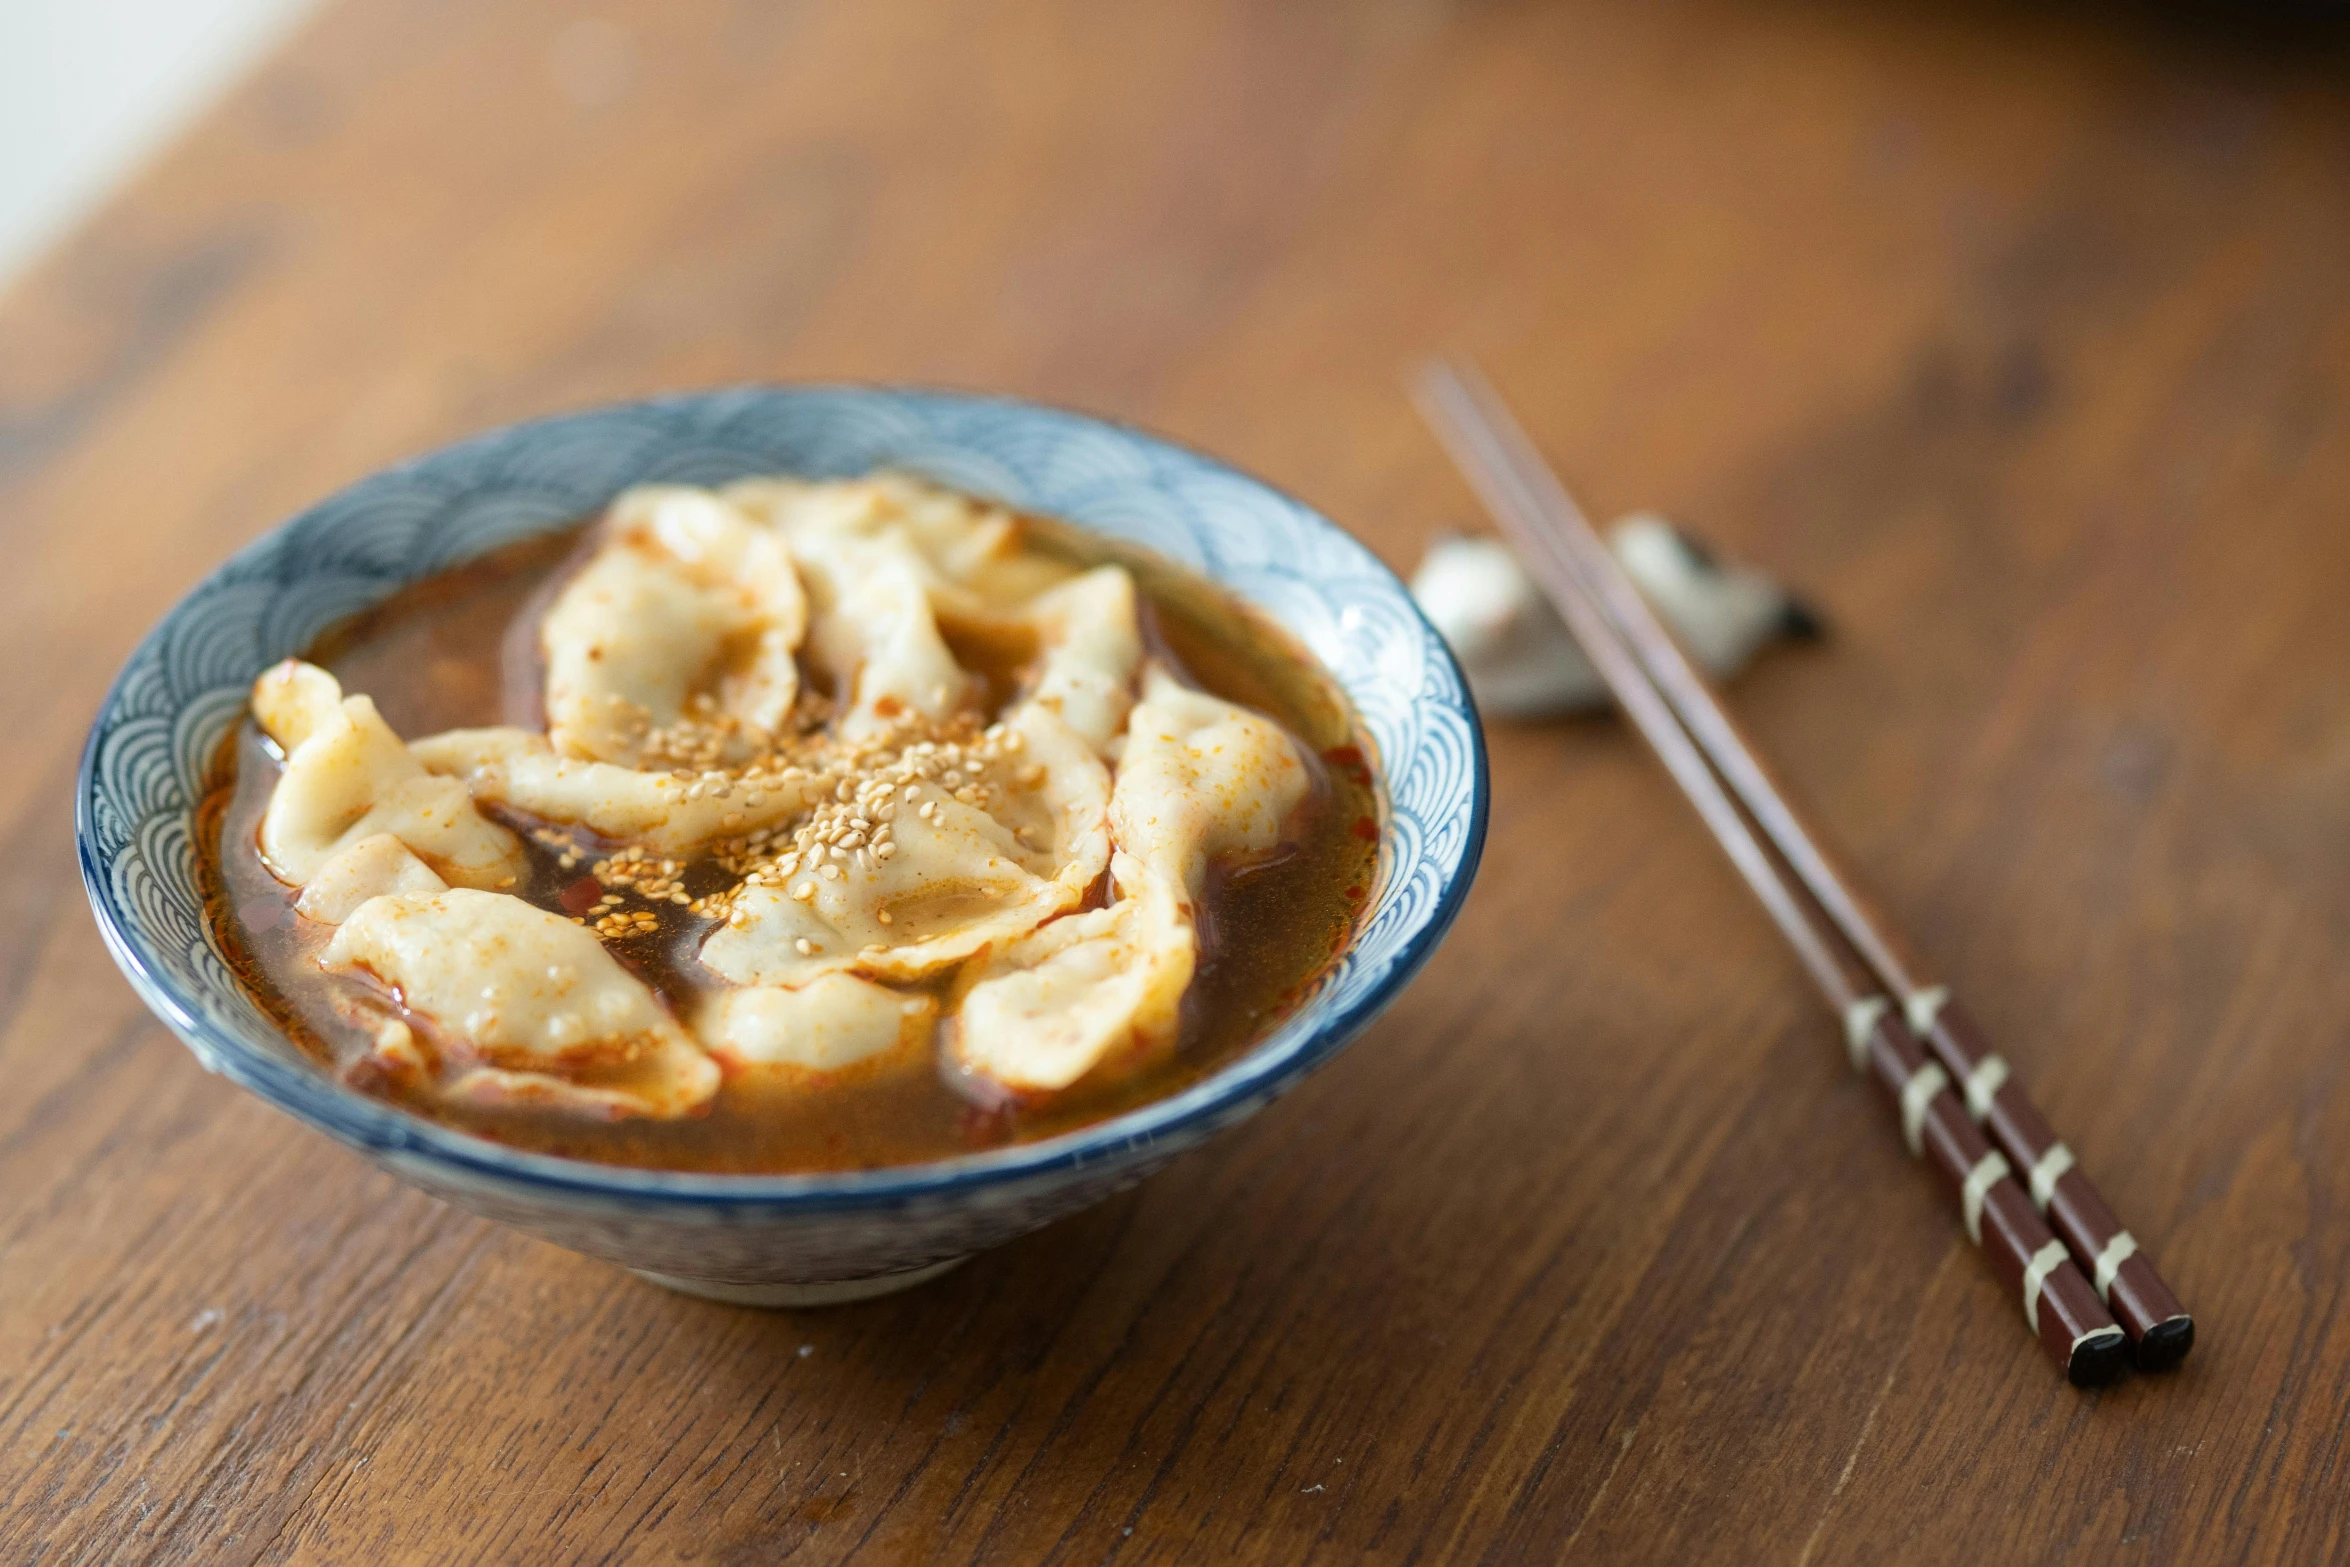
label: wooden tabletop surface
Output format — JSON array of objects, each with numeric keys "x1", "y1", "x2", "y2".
[{"x1": 6, "y1": 1, "x2": 2349, "y2": 1560}]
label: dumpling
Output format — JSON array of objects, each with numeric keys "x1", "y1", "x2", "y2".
[
  {"x1": 696, "y1": 974, "x2": 935, "y2": 1074},
  {"x1": 979, "y1": 702, "x2": 1113, "y2": 897},
  {"x1": 950, "y1": 670, "x2": 1312, "y2": 1095},
  {"x1": 725, "y1": 474, "x2": 1072, "y2": 624},
  {"x1": 1107, "y1": 665, "x2": 1310, "y2": 896},
  {"x1": 1023, "y1": 566, "x2": 1143, "y2": 754},
  {"x1": 695, "y1": 700, "x2": 1112, "y2": 988},
  {"x1": 786, "y1": 524, "x2": 973, "y2": 741},
  {"x1": 948, "y1": 858, "x2": 1191, "y2": 1095},
  {"x1": 542, "y1": 486, "x2": 806, "y2": 765},
  {"x1": 698, "y1": 789, "x2": 1080, "y2": 988},
  {"x1": 251, "y1": 660, "x2": 527, "y2": 891},
  {"x1": 322, "y1": 888, "x2": 718, "y2": 1120},
  {"x1": 408, "y1": 727, "x2": 823, "y2": 854},
  {"x1": 294, "y1": 832, "x2": 447, "y2": 924}
]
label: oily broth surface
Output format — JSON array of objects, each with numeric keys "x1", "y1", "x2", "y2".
[{"x1": 200, "y1": 515, "x2": 1381, "y2": 1174}]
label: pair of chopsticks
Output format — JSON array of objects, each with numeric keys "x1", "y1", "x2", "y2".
[{"x1": 1414, "y1": 360, "x2": 2193, "y2": 1387}]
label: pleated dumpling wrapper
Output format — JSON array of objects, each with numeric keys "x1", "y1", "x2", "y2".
[
  {"x1": 1023, "y1": 566, "x2": 1144, "y2": 755},
  {"x1": 780, "y1": 518, "x2": 976, "y2": 742},
  {"x1": 408, "y1": 726, "x2": 827, "y2": 856},
  {"x1": 323, "y1": 887, "x2": 719, "y2": 1120},
  {"x1": 729, "y1": 474, "x2": 1123, "y2": 740},
  {"x1": 697, "y1": 702, "x2": 1111, "y2": 988},
  {"x1": 250, "y1": 659, "x2": 527, "y2": 893},
  {"x1": 723, "y1": 474, "x2": 1073, "y2": 634},
  {"x1": 951, "y1": 666, "x2": 1311, "y2": 1095},
  {"x1": 293, "y1": 831, "x2": 449, "y2": 924},
  {"x1": 541, "y1": 485, "x2": 807, "y2": 766}
]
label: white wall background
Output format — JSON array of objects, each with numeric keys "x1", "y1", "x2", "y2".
[{"x1": 0, "y1": 0, "x2": 326, "y2": 288}]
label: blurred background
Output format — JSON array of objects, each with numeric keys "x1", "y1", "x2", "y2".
[{"x1": 0, "y1": 0, "x2": 322, "y2": 285}]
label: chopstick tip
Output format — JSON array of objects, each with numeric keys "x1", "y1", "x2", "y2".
[
  {"x1": 2067, "y1": 1327, "x2": 2131, "y2": 1389},
  {"x1": 2133, "y1": 1314, "x2": 2195, "y2": 1373}
]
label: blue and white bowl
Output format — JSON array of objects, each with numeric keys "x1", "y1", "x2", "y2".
[{"x1": 77, "y1": 387, "x2": 1487, "y2": 1305}]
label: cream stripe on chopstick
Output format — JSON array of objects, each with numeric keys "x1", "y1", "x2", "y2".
[
  {"x1": 1905, "y1": 985, "x2": 1951, "y2": 1036},
  {"x1": 2022, "y1": 1239, "x2": 2068, "y2": 1333},
  {"x1": 1900, "y1": 1063, "x2": 1948, "y2": 1156},
  {"x1": 1844, "y1": 997, "x2": 1888, "y2": 1073},
  {"x1": 1961, "y1": 1151, "x2": 2010, "y2": 1245},
  {"x1": 2092, "y1": 1231, "x2": 2139, "y2": 1303},
  {"x1": 2028, "y1": 1143, "x2": 2075, "y2": 1212},
  {"x1": 1963, "y1": 1054, "x2": 2010, "y2": 1122}
]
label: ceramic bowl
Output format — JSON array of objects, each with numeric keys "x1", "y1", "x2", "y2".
[{"x1": 77, "y1": 386, "x2": 1487, "y2": 1305}]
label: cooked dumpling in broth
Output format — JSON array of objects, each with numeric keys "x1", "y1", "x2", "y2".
[
  {"x1": 1107, "y1": 665, "x2": 1313, "y2": 892},
  {"x1": 541, "y1": 486, "x2": 806, "y2": 766},
  {"x1": 784, "y1": 523, "x2": 975, "y2": 741},
  {"x1": 324, "y1": 888, "x2": 719, "y2": 1120},
  {"x1": 207, "y1": 475, "x2": 1378, "y2": 1173},
  {"x1": 697, "y1": 701, "x2": 1112, "y2": 988},
  {"x1": 409, "y1": 725, "x2": 824, "y2": 854},
  {"x1": 294, "y1": 832, "x2": 448, "y2": 924},
  {"x1": 250, "y1": 660, "x2": 527, "y2": 891},
  {"x1": 1023, "y1": 566, "x2": 1145, "y2": 754},
  {"x1": 949, "y1": 859, "x2": 1195, "y2": 1095},
  {"x1": 951, "y1": 669, "x2": 1311, "y2": 1093},
  {"x1": 697, "y1": 974, "x2": 935, "y2": 1075}
]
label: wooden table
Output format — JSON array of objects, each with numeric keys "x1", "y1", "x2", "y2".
[{"x1": 6, "y1": 1, "x2": 2347, "y2": 1559}]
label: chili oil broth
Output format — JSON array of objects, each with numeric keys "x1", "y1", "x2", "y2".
[{"x1": 199, "y1": 515, "x2": 1382, "y2": 1174}]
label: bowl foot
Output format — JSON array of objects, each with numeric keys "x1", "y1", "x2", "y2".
[{"x1": 632, "y1": 1255, "x2": 967, "y2": 1307}]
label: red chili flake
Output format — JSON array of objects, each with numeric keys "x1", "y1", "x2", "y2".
[
  {"x1": 1321, "y1": 743, "x2": 1372, "y2": 786},
  {"x1": 558, "y1": 876, "x2": 604, "y2": 915},
  {"x1": 1342, "y1": 885, "x2": 1365, "y2": 901},
  {"x1": 1349, "y1": 815, "x2": 1381, "y2": 843},
  {"x1": 873, "y1": 695, "x2": 904, "y2": 718}
]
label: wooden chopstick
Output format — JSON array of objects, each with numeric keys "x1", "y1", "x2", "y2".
[
  {"x1": 1414, "y1": 360, "x2": 2194, "y2": 1375},
  {"x1": 1414, "y1": 361, "x2": 2132, "y2": 1386}
]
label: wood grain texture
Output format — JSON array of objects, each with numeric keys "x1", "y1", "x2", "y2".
[{"x1": 4, "y1": 0, "x2": 2348, "y2": 1559}]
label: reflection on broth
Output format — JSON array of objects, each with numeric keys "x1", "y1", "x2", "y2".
[{"x1": 199, "y1": 477, "x2": 1380, "y2": 1174}]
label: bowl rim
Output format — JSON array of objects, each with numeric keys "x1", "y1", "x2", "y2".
[{"x1": 76, "y1": 382, "x2": 1488, "y2": 1211}]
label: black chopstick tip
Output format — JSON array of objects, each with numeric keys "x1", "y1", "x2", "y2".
[
  {"x1": 2067, "y1": 1328, "x2": 2131, "y2": 1388},
  {"x1": 2132, "y1": 1315, "x2": 2195, "y2": 1372}
]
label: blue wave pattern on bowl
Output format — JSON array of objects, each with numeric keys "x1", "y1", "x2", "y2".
[{"x1": 78, "y1": 388, "x2": 1487, "y2": 1290}]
